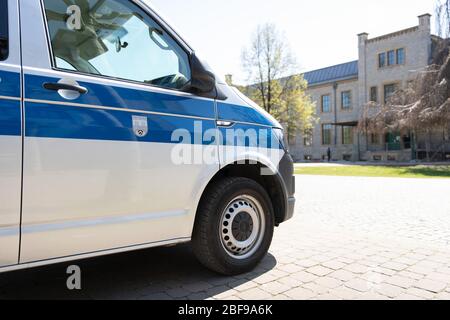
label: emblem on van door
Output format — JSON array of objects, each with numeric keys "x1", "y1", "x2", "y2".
[{"x1": 132, "y1": 116, "x2": 148, "y2": 138}]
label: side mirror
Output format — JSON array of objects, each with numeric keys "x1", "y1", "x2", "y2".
[{"x1": 187, "y1": 53, "x2": 216, "y2": 96}]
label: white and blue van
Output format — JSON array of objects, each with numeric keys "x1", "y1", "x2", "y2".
[{"x1": 0, "y1": 0, "x2": 295, "y2": 275}]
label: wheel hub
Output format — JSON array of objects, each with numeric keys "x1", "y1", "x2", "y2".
[
  {"x1": 232, "y1": 212, "x2": 254, "y2": 241},
  {"x1": 220, "y1": 195, "x2": 265, "y2": 259}
]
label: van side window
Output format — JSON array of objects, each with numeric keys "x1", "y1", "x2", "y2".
[
  {"x1": 0, "y1": 0, "x2": 8, "y2": 61},
  {"x1": 42, "y1": 0, "x2": 191, "y2": 90}
]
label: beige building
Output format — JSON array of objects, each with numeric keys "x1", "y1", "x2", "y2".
[{"x1": 289, "y1": 13, "x2": 448, "y2": 162}]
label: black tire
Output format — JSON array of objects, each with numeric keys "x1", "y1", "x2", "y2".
[{"x1": 192, "y1": 177, "x2": 275, "y2": 275}]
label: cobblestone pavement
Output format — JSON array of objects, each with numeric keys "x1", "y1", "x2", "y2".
[{"x1": 1, "y1": 176, "x2": 450, "y2": 300}]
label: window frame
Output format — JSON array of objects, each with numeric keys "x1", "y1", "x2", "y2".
[
  {"x1": 40, "y1": 0, "x2": 194, "y2": 94},
  {"x1": 383, "y1": 83, "x2": 397, "y2": 104},
  {"x1": 378, "y1": 52, "x2": 386, "y2": 68},
  {"x1": 321, "y1": 124, "x2": 332, "y2": 146},
  {"x1": 0, "y1": 0, "x2": 9, "y2": 61},
  {"x1": 370, "y1": 133, "x2": 380, "y2": 145},
  {"x1": 303, "y1": 129, "x2": 313, "y2": 147},
  {"x1": 341, "y1": 91, "x2": 352, "y2": 110},
  {"x1": 387, "y1": 50, "x2": 396, "y2": 66},
  {"x1": 396, "y1": 48, "x2": 405, "y2": 65},
  {"x1": 342, "y1": 126, "x2": 353, "y2": 145},
  {"x1": 321, "y1": 94, "x2": 331, "y2": 113},
  {"x1": 370, "y1": 86, "x2": 378, "y2": 103}
]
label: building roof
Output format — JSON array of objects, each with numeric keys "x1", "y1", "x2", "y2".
[{"x1": 303, "y1": 60, "x2": 359, "y2": 86}]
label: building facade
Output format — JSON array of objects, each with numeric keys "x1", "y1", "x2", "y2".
[{"x1": 289, "y1": 14, "x2": 444, "y2": 162}]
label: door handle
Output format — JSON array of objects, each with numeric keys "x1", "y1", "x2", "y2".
[{"x1": 43, "y1": 82, "x2": 88, "y2": 94}]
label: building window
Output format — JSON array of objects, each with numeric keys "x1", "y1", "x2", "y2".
[
  {"x1": 0, "y1": 0, "x2": 8, "y2": 61},
  {"x1": 384, "y1": 84, "x2": 397, "y2": 103},
  {"x1": 387, "y1": 50, "x2": 396, "y2": 66},
  {"x1": 321, "y1": 95, "x2": 331, "y2": 113},
  {"x1": 370, "y1": 133, "x2": 380, "y2": 145},
  {"x1": 341, "y1": 91, "x2": 351, "y2": 109},
  {"x1": 343, "y1": 154, "x2": 352, "y2": 161},
  {"x1": 303, "y1": 129, "x2": 313, "y2": 146},
  {"x1": 370, "y1": 86, "x2": 378, "y2": 103},
  {"x1": 342, "y1": 126, "x2": 353, "y2": 145},
  {"x1": 322, "y1": 124, "x2": 332, "y2": 145},
  {"x1": 396, "y1": 48, "x2": 405, "y2": 65},
  {"x1": 379, "y1": 53, "x2": 386, "y2": 68},
  {"x1": 379, "y1": 49, "x2": 405, "y2": 68}
]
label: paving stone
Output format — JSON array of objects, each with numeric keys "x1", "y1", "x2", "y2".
[
  {"x1": 385, "y1": 275, "x2": 417, "y2": 289},
  {"x1": 183, "y1": 281, "x2": 213, "y2": 293},
  {"x1": 237, "y1": 288, "x2": 272, "y2": 300},
  {"x1": 291, "y1": 271, "x2": 319, "y2": 283},
  {"x1": 329, "y1": 270, "x2": 356, "y2": 282},
  {"x1": 260, "y1": 281, "x2": 291, "y2": 295},
  {"x1": 295, "y1": 259, "x2": 320, "y2": 268},
  {"x1": 375, "y1": 283, "x2": 405, "y2": 298},
  {"x1": 329, "y1": 286, "x2": 361, "y2": 300},
  {"x1": 414, "y1": 279, "x2": 447, "y2": 293},
  {"x1": 252, "y1": 274, "x2": 279, "y2": 285},
  {"x1": 284, "y1": 287, "x2": 317, "y2": 300},
  {"x1": 314, "y1": 277, "x2": 343, "y2": 289},
  {"x1": 228, "y1": 280, "x2": 258, "y2": 292},
  {"x1": 345, "y1": 279, "x2": 372, "y2": 292},
  {"x1": 306, "y1": 266, "x2": 334, "y2": 277},
  {"x1": 322, "y1": 260, "x2": 347, "y2": 271},
  {"x1": 166, "y1": 288, "x2": 190, "y2": 299},
  {"x1": 435, "y1": 292, "x2": 450, "y2": 300},
  {"x1": 406, "y1": 288, "x2": 436, "y2": 299},
  {"x1": 277, "y1": 264, "x2": 305, "y2": 274},
  {"x1": 381, "y1": 261, "x2": 409, "y2": 272},
  {"x1": 343, "y1": 264, "x2": 368, "y2": 274},
  {"x1": 302, "y1": 282, "x2": 329, "y2": 295}
]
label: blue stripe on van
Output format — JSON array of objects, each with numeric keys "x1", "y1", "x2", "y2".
[
  {"x1": 217, "y1": 102, "x2": 275, "y2": 127},
  {"x1": 0, "y1": 70, "x2": 21, "y2": 98},
  {"x1": 25, "y1": 102, "x2": 216, "y2": 145},
  {"x1": 25, "y1": 74, "x2": 216, "y2": 119},
  {"x1": 218, "y1": 124, "x2": 282, "y2": 149},
  {"x1": 0, "y1": 99, "x2": 21, "y2": 136}
]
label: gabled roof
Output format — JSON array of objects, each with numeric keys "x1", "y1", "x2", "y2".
[{"x1": 303, "y1": 60, "x2": 359, "y2": 86}]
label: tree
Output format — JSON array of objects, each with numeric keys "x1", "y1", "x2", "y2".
[
  {"x1": 241, "y1": 23, "x2": 316, "y2": 144},
  {"x1": 273, "y1": 75, "x2": 316, "y2": 144},
  {"x1": 436, "y1": 0, "x2": 450, "y2": 38}
]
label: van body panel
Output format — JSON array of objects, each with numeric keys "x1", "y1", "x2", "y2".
[
  {"x1": 0, "y1": 0, "x2": 22, "y2": 268},
  {"x1": 18, "y1": 0, "x2": 219, "y2": 263},
  {"x1": 0, "y1": 0, "x2": 294, "y2": 272}
]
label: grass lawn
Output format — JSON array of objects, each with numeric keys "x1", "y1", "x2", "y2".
[{"x1": 294, "y1": 165, "x2": 450, "y2": 179}]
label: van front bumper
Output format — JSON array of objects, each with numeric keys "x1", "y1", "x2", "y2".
[
  {"x1": 286, "y1": 195, "x2": 296, "y2": 222},
  {"x1": 277, "y1": 152, "x2": 296, "y2": 224}
]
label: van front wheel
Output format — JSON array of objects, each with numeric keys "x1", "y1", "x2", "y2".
[{"x1": 192, "y1": 177, "x2": 274, "y2": 275}]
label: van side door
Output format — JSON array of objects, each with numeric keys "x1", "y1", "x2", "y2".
[
  {"x1": 0, "y1": 0, "x2": 22, "y2": 268},
  {"x1": 19, "y1": 0, "x2": 218, "y2": 263}
]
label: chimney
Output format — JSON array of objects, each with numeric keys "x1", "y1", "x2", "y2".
[
  {"x1": 357, "y1": 33, "x2": 368, "y2": 103},
  {"x1": 418, "y1": 14, "x2": 431, "y2": 31},
  {"x1": 358, "y1": 32, "x2": 369, "y2": 44},
  {"x1": 225, "y1": 74, "x2": 233, "y2": 86}
]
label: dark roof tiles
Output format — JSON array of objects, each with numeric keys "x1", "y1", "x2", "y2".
[{"x1": 303, "y1": 61, "x2": 359, "y2": 86}]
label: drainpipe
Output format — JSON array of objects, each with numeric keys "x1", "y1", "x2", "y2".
[{"x1": 333, "y1": 82, "x2": 338, "y2": 146}]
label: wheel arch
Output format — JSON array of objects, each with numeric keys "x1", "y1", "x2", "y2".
[{"x1": 195, "y1": 161, "x2": 288, "y2": 227}]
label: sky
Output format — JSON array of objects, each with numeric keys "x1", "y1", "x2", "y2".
[{"x1": 147, "y1": 0, "x2": 437, "y2": 85}]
